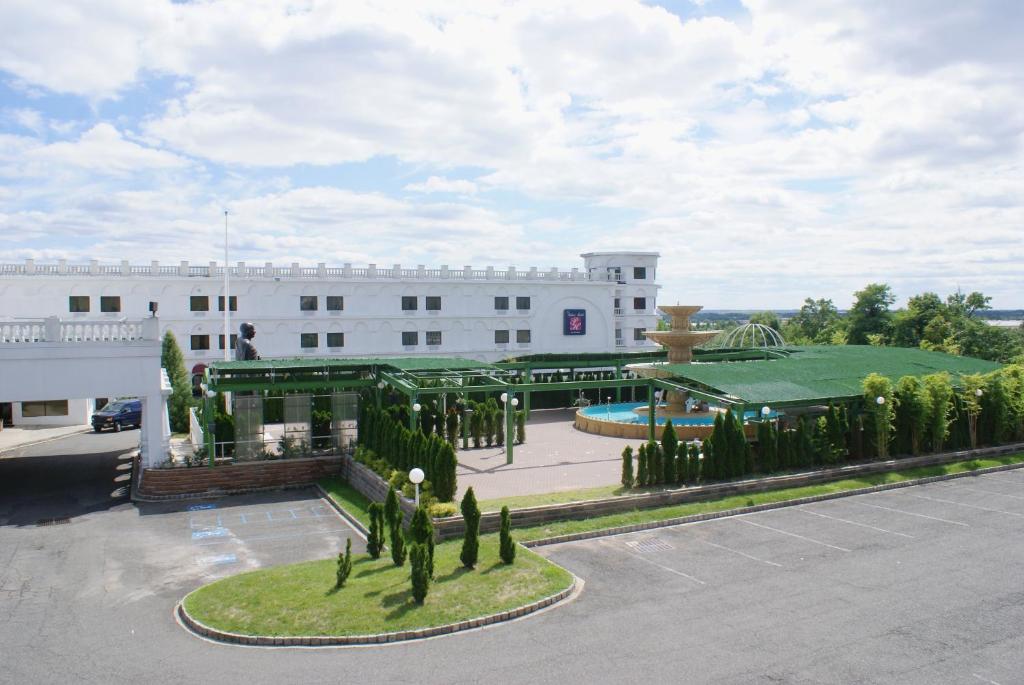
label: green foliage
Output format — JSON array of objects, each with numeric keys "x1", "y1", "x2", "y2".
[
  {"x1": 428, "y1": 502, "x2": 457, "y2": 518},
  {"x1": 495, "y1": 407, "x2": 505, "y2": 446},
  {"x1": 783, "y1": 298, "x2": 841, "y2": 345},
  {"x1": 459, "y1": 487, "x2": 481, "y2": 569},
  {"x1": 687, "y1": 442, "x2": 700, "y2": 484},
  {"x1": 335, "y1": 538, "x2": 353, "y2": 589},
  {"x1": 359, "y1": 408, "x2": 457, "y2": 502},
  {"x1": 515, "y1": 410, "x2": 526, "y2": 444},
  {"x1": 661, "y1": 421, "x2": 678, "y2": 484},
  {"x1": 499, "y1": 506, "x2": 516, "y2": 564},
  {"x1": 647, "y1": 441, "x2": 662, "y2": 485},
  {"x1": 922, "y1": 372, "x2": 954, "y2": 453},
  {"x1": 862, "y1": 372, "x2": 895, "y2": 458},
  {"x1": 409, "y1": 505, "x2": 435, "y2": 579},
  {"x1": 893, "y1": 376, "x2": 929, "y2": 455},
  {"x1": 470, "y1": 409, "x2": 483, "y2": 448},
  {"x1": 749, "y1": 311, "x2": 781, "y2": 332},
  {"x1": 366, "y1": 503, "x2": 385, "y2": 559},
  {"x1": 409, "y1": 542, "x2": 430, "y2": 604},
  {"x1": 847, "y1": 283, "x2": 895, "y2": 345},
  {"x1": 957, "y1": 373, "x2": 985, "y2": 448},
  {"x1": 389, "y1": 521, "x2": 406, "y2": 567},
  {"x1": 162, "y1": 331, "x2": 194, "y2": 433},
  {"x1": 445, "y1": 409, "x2": 459, "y2": 448},
  {"x1": 636, "y1": 443, "x2": 648, "y2": 487},
  {"x1": 620, "y1": 445, "x2": 634, "y2": 488}
]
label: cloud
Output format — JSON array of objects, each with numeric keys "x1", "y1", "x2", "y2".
[{"x1": 404, "y1": 176, "x2": 478, "y2": 194}]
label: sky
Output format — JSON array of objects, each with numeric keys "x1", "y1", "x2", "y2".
[{"x1": 1, "y1": 0, "x2": 1021, "y2": 310}]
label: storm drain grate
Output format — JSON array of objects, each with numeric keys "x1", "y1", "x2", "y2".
[
  {"x1": 36, "y1": 517, "x2": 71, "y2": 527},
  {"x1": 625, "y1": 537, "x2": 673, "y2": 554}
]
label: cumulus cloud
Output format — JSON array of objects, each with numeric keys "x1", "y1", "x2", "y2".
[{"x1": 404, "y1": 176, "x2": 478, "y2": 194}]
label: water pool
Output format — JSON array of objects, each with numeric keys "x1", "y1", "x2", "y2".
[{"x1": 578, "y1": 402, "x2": 778, "y2": 426}]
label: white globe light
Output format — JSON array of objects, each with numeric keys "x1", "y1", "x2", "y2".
[
  {"x1": 500, "y1": 392, "x2": 508, "y2": 403},
  {"x1": 975, "y1": 388, "x2": 983, "y2": 397},
  {"x1": 409, "y1": 467, "x2": 425, "y2": 484},
  {"x1": 511, "y1": 397, "x2": 519, "y2": 407},
  {"x1": 206, "y1": 390, "x2": 216, "y2": 399},
  {"x1": 876, "y1": 396, "x2": 885, "y2": 405},
  {"x1": 412, "y1": 402, "x2": 421, "y2": 412},
  {"x1": 761, "y1": 405, "x2": 771, "y2": 417},
  {"x1": 377, "y1": 381, "x2": 386, "y2": 389}
]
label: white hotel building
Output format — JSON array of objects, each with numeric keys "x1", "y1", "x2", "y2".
[{"x1": 0, "y1": 251, "x2": 660, "y2": 426}]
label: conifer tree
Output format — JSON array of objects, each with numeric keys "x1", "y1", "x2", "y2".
[
  {"x1": 366, "y1": 502, "x2": 385, "y2": 559},
  {"x1": 409, "y1": 505, "x2": 435, "y2": 578},
  {"x1": 675, "y1": 443, "x2": 687, "y2": 485},
  {"x1": 459, "y1": 487, "x2": 481, "y2": 569},
  {"x1": 410, "y1": 542, "x2": 429, "y2": 604},
  {"x1": 499, "y1": 506, "x2": 516, "y2": 564},
  {"x1": 661, "y1": 421, "x2": 678, "y2": 484},
  {"x1": 446, "y1": 409, "x2": 459, "y2": 448},
  {"x1": 161, "y1": 331, "x2": 193, "y2": 433},
  {"x1": 515, "y1": 409, "x2": 526, "y2": 444},
  {"x1": 384, "y1": 487, "x2": 406, "y2": 567},
  {"x1": 621, "y1": 445, "x2": 634, "y2": 488},
  {"x1": 688, "y1": 442, "x2": 701, "y2": 483},
  {"x1": 636, "y1": 443, "x2": 649, "y2": 486},
  {"x1": 648, "y1": 441, "x2": 662, "y2": 485},
  {"x1": 335, "y1": 538, "x2": 353, "y2": 589}
]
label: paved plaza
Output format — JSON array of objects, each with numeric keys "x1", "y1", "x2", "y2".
[
  {"x1": 3, "y1": 431, "x2": 1024, "y2": 684},
  {"x1": 456, "y1": 408, "x2": 637, "y2": 501}
]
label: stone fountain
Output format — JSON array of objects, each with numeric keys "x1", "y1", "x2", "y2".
[{"x1": 631, "y1": 305, "x2": 720, "y2": 418}]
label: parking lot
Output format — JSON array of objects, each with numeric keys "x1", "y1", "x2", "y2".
[{"x1": 541, "y1": 468, "x2": 1024, "y2": 684}]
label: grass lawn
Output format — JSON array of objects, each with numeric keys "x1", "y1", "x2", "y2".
[
  {"x1": 319, "y1": 476, "x2": 373, "y2": 529},
  {"x1": 515, "y1": 453, "x2": 1024, "y2": 542},
  {"x1": 183, "y1": 534, "x2": 573, "y2": 637}
]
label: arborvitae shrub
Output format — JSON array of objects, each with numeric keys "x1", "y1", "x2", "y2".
[
  {"x1": 621, "y1": 445, "x2": 634, "y2": 488},
  {"x1": 446, "y1": 410, "x2": 460, "y2": 448},
  {"x1": 496, "y1": 409, "x2": 505, "y2": 446},
  {"x1": 335, "y1": 538, "x2": 353, "y2": 589},
  {"x1": 384, "y1": 487, "x2": 400, "y2": 530},
  {"x1": 389, "y1": 521, "x2": 406, "y2": 567},
  {"x1": 410, "y1": 542, "x2": 429, "y2": 604},
  {"x1": 515, "y1": 410, "x2": 526, "y2": 444},
  {"x1": 688, "y1": 442, "x2": 700, "y2": 483},
  {"x1": 460, "y1": 487, "x2": 481, "y2": 569},
  {"x1": 636, "y1": 443, "x2": 648, "y2": 486},
  {"x1": 499, "y1": 506, "x2": 516, "y2": 564},
  {"x1": 409, "y1": 505, "x2": 435, "y2": 578},
  {"x1": 648, "y1": 441, "x2": 662, "y2": 485},
  {"x1": 366, "y1": 502, "x2": 385, "y2": 559},
  {"x1": 661, "y1": 421, "x2": 678, "y2": 484}
]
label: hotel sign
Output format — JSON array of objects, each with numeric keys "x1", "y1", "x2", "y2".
[{"x1": 563, "y1": 309, "x2": 586, "y2": 336}]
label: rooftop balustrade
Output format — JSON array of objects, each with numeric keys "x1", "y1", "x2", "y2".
[{"x1": 0, "y1": 316, "x2": 159, "y2": 344}]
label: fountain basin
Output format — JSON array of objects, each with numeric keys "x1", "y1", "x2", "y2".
[{"x1": 574, "y1": 402, "x2": 772, "y2": 440}]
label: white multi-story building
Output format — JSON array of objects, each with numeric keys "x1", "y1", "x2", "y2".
[{"x1": 0, "y1": 252, "x2": 660, "y2": 425}]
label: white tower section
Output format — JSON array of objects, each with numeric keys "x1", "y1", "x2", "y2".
[{"x1": 580, "y1": 252, "x2": 661, "y2": 350}]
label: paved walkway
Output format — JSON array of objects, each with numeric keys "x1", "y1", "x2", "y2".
[
  {"x1": 0, "y1": 424, "x2": 91, "y2": 455},
  {"x1": 456, "y1": 409, "x2": 638, "y2": 501}
]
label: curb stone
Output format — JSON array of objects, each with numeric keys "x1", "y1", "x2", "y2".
[
  {"x1": 177, "y1": 573, "x2": 579, "y2": 647},
  {"x1": 521, "y1": 459, "x2": 1024, "y2": 548}
]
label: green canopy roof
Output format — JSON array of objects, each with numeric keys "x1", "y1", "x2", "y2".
[
  {"x1": 659, "y1": 345, "x2": 1001, "y2": 406},
  {"x1": 211, "y1": 356, "x2": 497, "y2": 373}
]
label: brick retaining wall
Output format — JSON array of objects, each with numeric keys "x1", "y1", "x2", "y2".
[{"x1": 138, "y1": 456, "x2": 343, "y2": 498}]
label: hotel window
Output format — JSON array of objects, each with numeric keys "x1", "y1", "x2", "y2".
[
  {"x1": 494, "y1": 329, "x2": 510, "y2": 344},
  {"x1": 191, "y1": 334, "x2": 211, "y2": 350},
  {"x1": 190, "y1": 296, "x2": 210, "y2": 312},
  {"x1": 327, "y1": 332, "x2": 345, "y2": 348},
  {"x1": 425, "y1": 296, "x2": 441, "y2": 311},
  {"x1": 516, "y1": 296, "x2": 531, "y2": 310},
  {"x1": 516, "y1": 329, "x2": 531, "y2": 344},
  {"x1": 217, "y1": 334, "x2": 238, "y2": 350},
  {"x1": 69, "y1": 296, "x2": 90, "y2": 313},
  {"x1": 633, "y1": 267, "x2": 647, "y2": 280},
  {"x1": 21, "y1": 400, "x2": 69, "y2": 417},
  {"x1": 633, "y1": 327, "x2": 646, "y2": 341},
  {"x1": 426, "y1": 330, "x2": 442, "y2": 346},
  {"x1": 300, "y1": 333, "x2": 319, "y2": 348},
  {"x1": 218, "y1": 296, "x2": 238, "y2": 312},
  {"x1": 100, "y1": 296, "x2": 121, "y2": 313},
  {"x1": 633, "y1": 297, "x2": 646, "y2": 310},
  {"x1": 401, "y1": 296, "x2": 418, "y2": 311},
  {"x1": 326, "y1": 296, "x2": 344, "y2": 311},
  {"x1": 402, "y1": 331, "x2": 418, "y2": 346},
  {"x1": 494, "y1": 296, "x2": 509, "y2": 311},
  {"x1": 300, "y1": 296, "x2": 318, "y2": 311}
]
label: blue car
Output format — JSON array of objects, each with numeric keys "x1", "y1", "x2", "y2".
[{"x1": 91, "y1": 399, "x2": 142, "y2": 432}]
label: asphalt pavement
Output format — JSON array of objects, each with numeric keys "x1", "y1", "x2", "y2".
[{"x1": 1, "y1": 431, "x2": 1022, "y2": 684}]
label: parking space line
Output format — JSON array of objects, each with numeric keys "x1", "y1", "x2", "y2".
[
  {"x1": 905, "y1": 492, "x2": 1024, "y2": 519},
  {"x1": 600, "y1": 540, "x2": 706, "y2": 585},
  {"x1": 855, "y1": 501, "x2": 969, "y2": 527},
  {"x1": 738, "y1": 518, "x2": 851, "y2": 552},
  {"x1": 693, "y1": 537, "x2": 783, "y2": 567},
  {"x1": 972, "y1": 673, "x2": 1002, "y2": 685},
  {"x1": 796, "y1": 507, "x2": 914, "y2": 538},
  {"x1": 192, "y1": 527, "x2": 354, "y2": 546},
  {"x1": 940, "y1": 482, "x2": 1024, "y2": 501}
]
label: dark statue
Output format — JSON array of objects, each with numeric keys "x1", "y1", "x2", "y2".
[{"x1": 235, "y1": 321, "x2": 260, "y2": 361}]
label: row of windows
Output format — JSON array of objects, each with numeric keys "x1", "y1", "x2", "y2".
[
  {"x1": 190, "y1": 296, "x2": 238, "y2": 312},
  {"x1": 188, "y1": 330, "x2": 534, "y2": 351},
  {"x1": 69, "y1": 295, "x2": 122, "y2": 313},
  {"x1": 613, "y1": 297, "x2": 648, "y2": 310},
  {"x1": 299, "y1": 296, "x2": 345, "y2": 312}
]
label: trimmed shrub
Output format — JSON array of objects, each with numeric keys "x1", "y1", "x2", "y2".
[
  {"x1": 409, "y1": 505, "x2": 435, "y2": 579},
  {"x1": 688, "y1": 442, "x2": 700, "y2": 483},
  {"x1": 648, "y1": 441, "x2": 662, "y2": 485},
  {"x1": 496, "y1": 409, "x2": 505, "y2": 446},
  {"x1": 409, "y1": 542, "x2": 430, "y2": 604},
  {"x1": 620, "y1": 445, "x2": 634, "y2": 488},
  {"x1": 446, "y1": 409, "x2": 460, "y2": 448},
  {"x1": 389, "y1": 522, "x2": 406, "y2": 567},
  {"x1": 661, "y1": 421, "x2": 677, "y2": 484},
  {"x1": 499, "y1": 506, "x2": 516, "y2": 564},
  {"x1": 366, "y1": 502, "x2": 385, "y2": 559},
  {"x1": 460, "y1": 487, "x2": 481, "y2": 569},
  {"x1": 515, "y1": 410, "x2": 526, "y2": 444},
  {"x1": 862, "y1": 372, "x2": 895, "y2": 458},
  {"x1": 335, "y1": 538, "x2": 353, "y2": 589},
  {"x1": 636, "y1": 443, "x2": 648, "y2": 487}
]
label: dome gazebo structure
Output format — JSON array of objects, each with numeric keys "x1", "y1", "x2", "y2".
[{"x1": 705, "y1": 322, "x2": 787, "y2": 351}]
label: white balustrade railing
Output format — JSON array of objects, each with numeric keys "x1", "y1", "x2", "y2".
[
  {"x1": 0, "y1": 317, "x2": 158, "y2": 344},
  {"x1": 1, "y1": 260, "x2": 615, "y2": 283}
]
